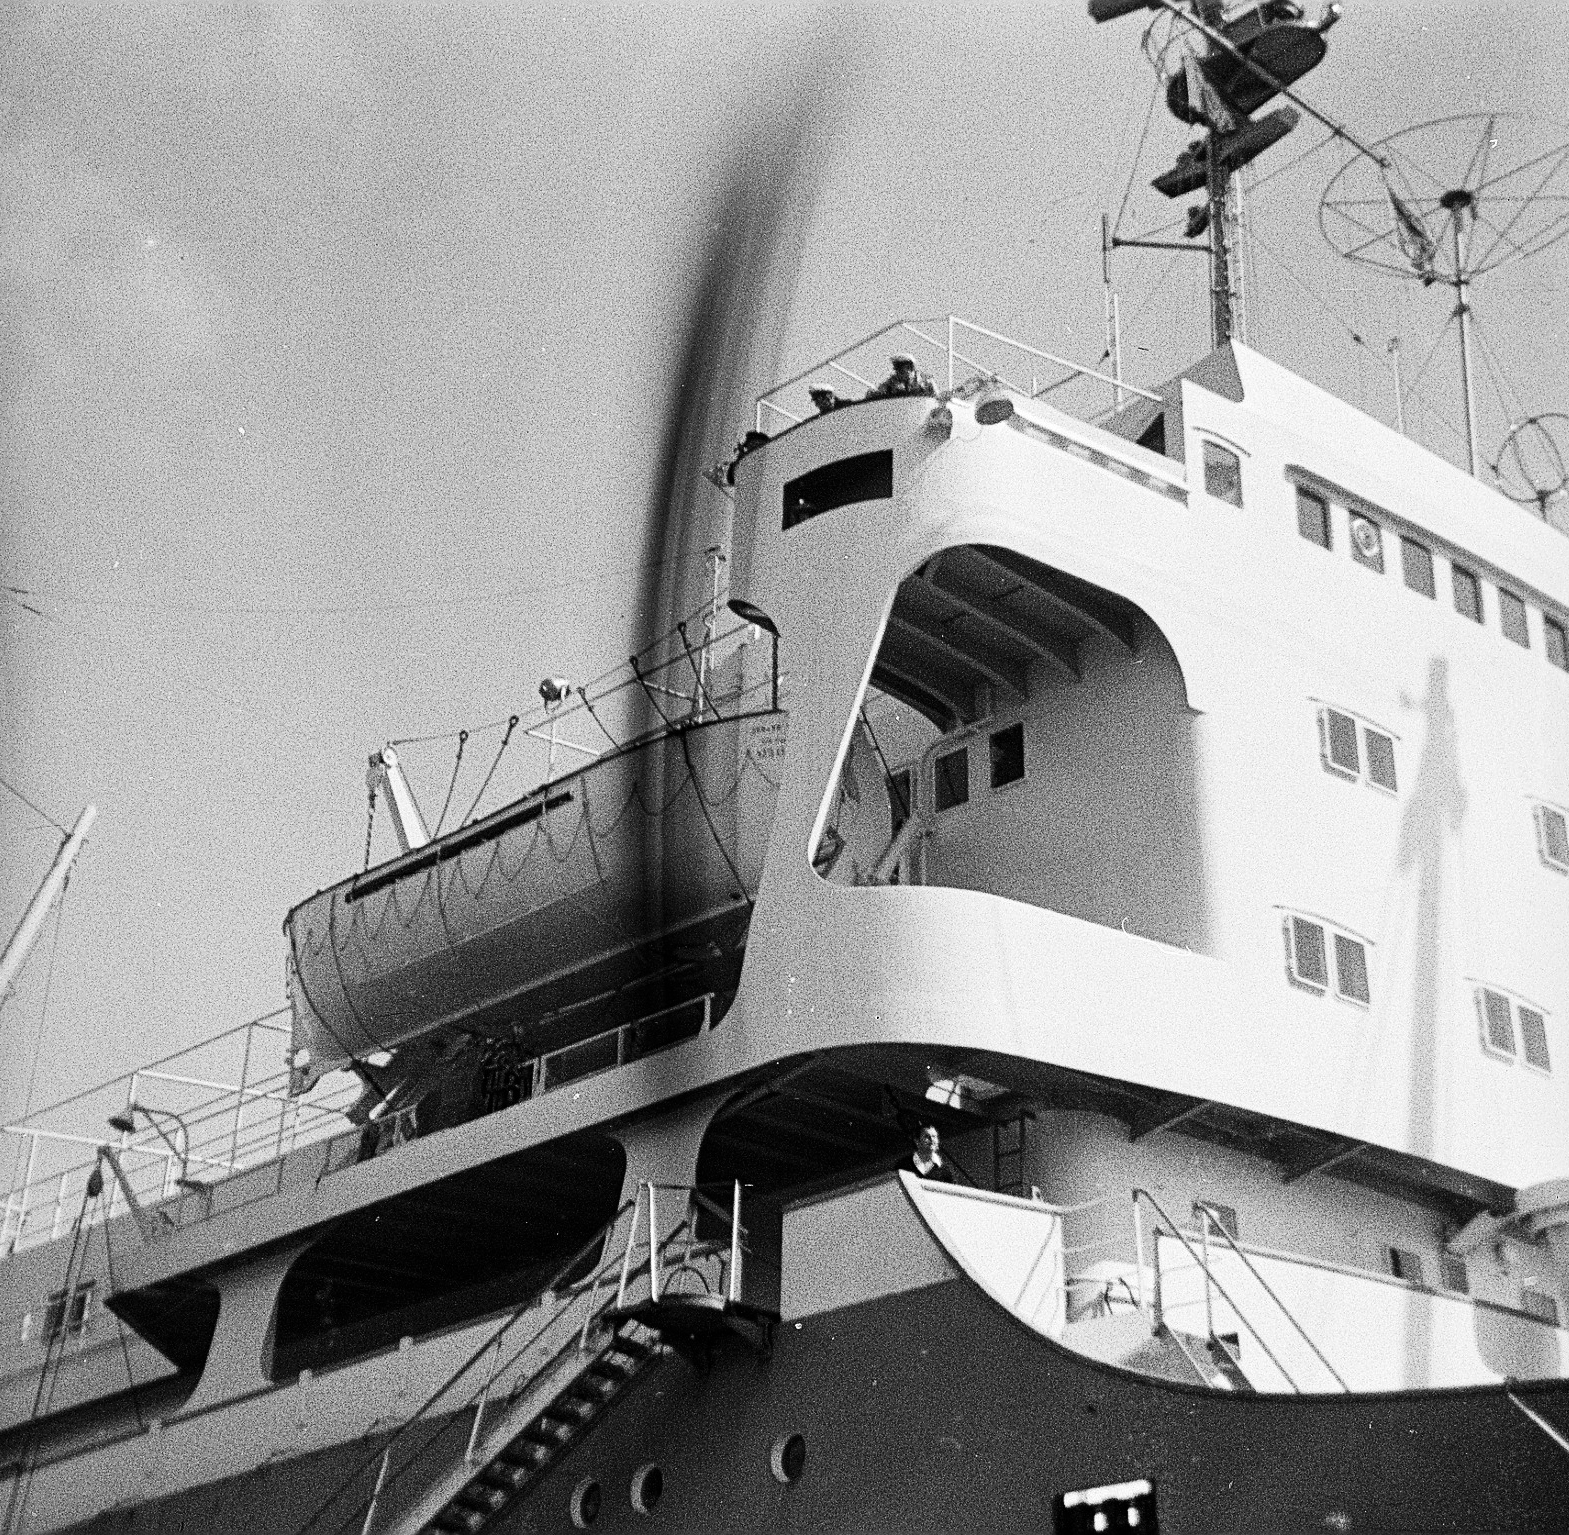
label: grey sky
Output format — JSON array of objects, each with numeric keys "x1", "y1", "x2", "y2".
[{"x1": 4, "y1": 1, "x2": 1567, "y2": 1124}]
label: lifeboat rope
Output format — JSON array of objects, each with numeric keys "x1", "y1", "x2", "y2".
[{"x1": 431, "y1": 729, "x2": 469, "y2": 837}]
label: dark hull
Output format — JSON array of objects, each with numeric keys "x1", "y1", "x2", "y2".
[{"x1": 69, "y1": 1276, "x2": 1569, "y2": 1534}]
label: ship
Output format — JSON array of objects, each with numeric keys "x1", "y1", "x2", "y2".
[{"x1": 4, "y1": 3, "x2": 1569, "y2": 1532}]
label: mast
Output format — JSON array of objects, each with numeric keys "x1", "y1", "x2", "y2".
[
  {"x1": 1206, "y1": 153, "x2": 1237, "y2": 348},
  {"x1": 1441, "y1": 188, "x2": 1480, "y2": 476},
  {"x1": 0, "y1": 804, "x2": 96, "y2": 1004}
]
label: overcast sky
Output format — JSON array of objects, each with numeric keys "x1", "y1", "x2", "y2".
[{"x1": 5, "y1": 1, "x2": 1568, "y2": 1130}]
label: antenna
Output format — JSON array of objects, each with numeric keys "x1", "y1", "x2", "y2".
[
  {"x1": 1490, "y1": 414, "x2": 1569, "y2": 521},
  {"x1": 1320, "y1": 113, "x2": 1569, "y2": 477}
]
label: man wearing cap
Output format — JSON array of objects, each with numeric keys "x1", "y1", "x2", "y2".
[
  {"x1": 808, "y1": 385, "x2": 845, "y2": 414},
  {"x1": 870, "y1": 353, "x2": 936, "y2": 399}
]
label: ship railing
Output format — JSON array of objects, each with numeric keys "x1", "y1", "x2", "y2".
[
  {"x1": 1131, "y1": 1188, "x2": 1350, "y2": 1395},
  {"x1": 298, "y1": 1195, "x2": 709, "y2": 1535},
  {"x1": 754, "y1": 314, "x2": 1161, "y2": 435},
  {"x1": 613, "y1": 1179, "x2": 752, "y2": 1311}
]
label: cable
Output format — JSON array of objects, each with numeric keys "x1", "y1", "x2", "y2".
[
  {"x1": 100, "y1": 1216, "x2": 146, "y2": 1430},
  {"x1": 432, "y1": 731, "x2": 469, "y2": 837},
  {"x1": 1113, "y1": 78, "x2": 1164, "y2": 243},
  {"x1": 459, "y1": 717, "x2": 519, "y2": 826},
  {"x1": 0, "y1": 777, "x2": 68, "y2": 836},
  {"x1": 15, "y1": 875, "x2": 69, "y2": 1121}
]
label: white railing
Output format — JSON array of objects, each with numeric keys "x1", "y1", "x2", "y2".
[
  {"x1": 754, "y1": 314, "x2": 1161, "y2": 434},
  {"x1": 614, "y1": 1180, "x2": 747, "y2": 1310}
]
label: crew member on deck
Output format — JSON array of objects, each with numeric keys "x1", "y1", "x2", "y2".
[
  {"x1": 809, "y1": 385, "x2": 845, "y2": 413},
  {"x1": 904, "y1": 1124, "x2": 956, "y2": 1182},
  {"x1": 869, "y1": 353, "x2": 936, "y2": 399}
]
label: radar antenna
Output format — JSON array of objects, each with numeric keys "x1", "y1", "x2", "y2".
[
  {"x1": 1489, "y1": 413, "x2": 1569, "y2": 520},
  {"x1": 1320, "y1": 113, "x2": 1569, "y2": 476}
]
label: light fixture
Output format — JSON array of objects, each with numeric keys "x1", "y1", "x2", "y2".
[
  {"x1": 974, "y1": 385, "x2": 1016, "y2": 427},
  {"x1": 107, "y1": 1110, "x2": 136, "y2": 1135},
  {"x1": 726, "y1": 598, "x2": 778, "y2": 636},
  {"x1": 538, "y1": 677, "x2": 573, "y2": 706},
  {"x1": 926, "y1": 404, "x2": 954, "y2": 438}
]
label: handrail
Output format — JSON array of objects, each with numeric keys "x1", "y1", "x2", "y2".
[
  {"x1": 1131, "y1": 1188, "x2": 1303, "y2": 1395},
  {"x1": 1193, "y1": 1201, "x2": 1350, "y2": 1393}
]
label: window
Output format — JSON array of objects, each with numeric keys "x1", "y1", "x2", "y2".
[
  {"x1": 888, "y1": 769, "x2": 912, "y2": 837},
  {"x1": 1478, "y1": 988, "x2": 1516, "y2": 1058},
  {"x1": 1547, "y1": 617, "x2": 1568, "y2": 671},
  {"x1": 43, "y1": 1284, "x2": 92, "y2": 1342},
  {"x1": 1439, "y1": 1255, "x2": 1470, "y2": 1294},
  {"x1": 1296, "y1": 488, "x2": 1331, "y2": 549},
  {"x1": 1203, "y1": 441, "x2": 1243, "y2": 506},
  {"x1": 1401, "y1": 537, "x2": 1435, "y2": 598},
  {"x1": 989, "y1": 722, "x2": 1024, "y2": 788},
  {"x1": 782, "y1": 450, "x2": 894, "y2": 530},
  {"x1": 1522, "y1": 1290, "x2": 1561, "y2": 1326},
  {"x1": 1194, "y1": 1200, "x2": 1238, "y2": 1239},
  {"x1": 1389, "y1": 1248, "x2": 1425, "y2": 1284},
  {"x1": 1499, "y1": 590, "x2": 1530, "y2": 648},
  {"x1": 1317, "y1": 707, "x2": 1397, "y2": 793},
  {"x1": 1288, "y1": 916, "x2": 1329, "y2": 989},
  {"x1": 1536, "y1": 805, "x2": 1569, "y2": 873},
  {"x1": 1349, "y1": 513, "x2": 1385, "y2": 572},
  {"x1": 934, "y1": 746, "x2": 969, "y2": 811},
  {"x1": 1452, "y1": 563, "x2": 1483, "y2": 623},
  {"x1": 1520, "y1": 1007, "x2": 1551, "y2": 1073},
  {"x1": 1285, "y1": 915, "x2": 1371, "y2": 1004}
]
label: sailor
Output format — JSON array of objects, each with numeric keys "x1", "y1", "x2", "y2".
[
  {"x1": 725, "y1": 428, "x2": 772, "y2": 485},
  {"x1": 808, "y1": 385, "x2": 845, "y2": 414},
  {"x1": 903, "y1": 1124, "x2": 956, "y2": 1182},
  {"x1": 869, "y1": 353, "x2": 936, "y2": 399}
]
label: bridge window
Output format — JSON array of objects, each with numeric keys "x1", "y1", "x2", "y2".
[
  {"x1": 1285, "y1": 915, "x2": 1370, "y2": 1004},
  {"x1": 934, "y1": 745, "x2": 969, "y2": 811},
  {"x1": 1499, "y1": 589, "x2": 1530, "y2": 647},
  {"x1": 1296, "y1": 488, "x2": 1331, "y2": 549},
  {"x1": 1401, "y1": 537, "x2": 1435, "y2": 598},
  {"x1": 1476, "y1": 987, "x2": 1550, "y2": 1072},
  {"x1": 989, "y1": 722, "x2": 1025, "y2": 788},
  {"x1": 1536, "y1": 805, "x2": 1569, "y2": 873},
  {"x1": 1452, "y1": 563, "x2": 1483, "y2": 623},
  {"x1": 1202, "y1": 441, "x2": 1242, "y2": 506},
  {"x1": 782, "y1": 450, "x2": 893, "y2": 530},
  {"x1": 1317, "y1": 707, "x2": 1397, "y2": 793}
]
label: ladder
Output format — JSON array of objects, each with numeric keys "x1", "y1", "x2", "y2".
[{"x1": 993, "y1": 1112, "x2": 1030, "y2": 1195}]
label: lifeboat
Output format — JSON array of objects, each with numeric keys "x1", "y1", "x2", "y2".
[{"x1": 284, "y1": 709, "x2": 787, "y2": 1085}]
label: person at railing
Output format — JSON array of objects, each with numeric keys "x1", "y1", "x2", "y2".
[
  {"x1": 808, "y1": 385, "x2": 847, "y2": 414},
  {"x1": 902, "y1": 1124, "x2": 956, "y2": 1183},
  {"x1": 868, "y1": 353, "x2": 936, "y2": 399},
  {"x1": 725, "y1": 428, "x2": 771, "y2": 485}
]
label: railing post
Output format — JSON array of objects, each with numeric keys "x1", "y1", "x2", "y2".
[
  {"x1": 1132, "y1": 1192, "x2": 1146, "y2": 1318},
  {"x1": 947, "y1": 315, "x2": 955, "y2": 393},
  {"x1": 52, "y1": 1171, "x2": 66, "y2": 1240},
  {"x1": 466, "y1": 1333, "x2": 504, "y2": 1464},
  {"x1": 1200, "y1": 1208, "x2": 1215, "y2": 1342},
  {"x1": 728, "y1": 1180, "x2": 742, "y2": 1303},
  {"x1": 231, "y1": 1023, "x2": 254, "y2": 1170},
  {"x1": 360, "y1": 1445, "x2": 391, "y2": 1535},
  {"x1": 647, "y1": 1184, "x2": 660, "y2": 1303}
]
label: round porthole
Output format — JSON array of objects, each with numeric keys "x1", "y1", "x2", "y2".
[
  {"x1": 770, "y1": 1432, "x2": 807, "y2": 1485},
  {"x1": 570, "y1": 1477, "x2": 602, "y2": 1528},
  {"x1": 630, "y1": 1462, "x2": 664, "y2": 1515}
]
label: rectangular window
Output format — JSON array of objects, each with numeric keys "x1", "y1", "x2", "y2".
[
  {"x1": 1519, "y1": 1007, "x2": 1551, "y2": 1073},
  {"x1": 1439, "y1": 1255, "x2": 1470, "y2": 1294},
  {"x1": 1203, "y1": 442, "x2": 1243, "y2": 506},
  {"x1": 1537, "y1": 805, "x2": 1569, "y2": 872},
  {"x1": 1452, "y1": 563, "x2": 1484, "y2": 623},
  {"x1": 1194, "y1": 1200, "x2": 1238, "y2": 1239},
  {"x1": 1499, "y1": 590, "x2": 1530, "y2": 647},
  {"x1": 1401, "y1": 538, "x2": 1436, "y2": 598},
  {"x1": 1522, "y1": 1290, "x2": 1561, "y2": 1326},
  {"x1": 43, "y1": 1285, "x2": 91, "y2": 1342},
  {"x1": 989, "y1": 722, "x2": 1024, "y2": 789},
  {"x1": 1364, "y1": 730, "x2": 1398, "y2": 793},
  {"x1": 888, "y1": 769, "x2": 912, "y2": 838},
  {"x1": 1348, "y1": 513, "x2": 1385, "y2": 572},
  {"x1": 1319, "y1": 708, "x2": 1360, "y2": 777},
  {"x1": 1547, "y1": 617, "x2": 1569, "y2": 671},
  {"x1": 1289, "y1": 917, "x2": 1328, "y2": 989},
  {"x1": 1479, "y1": 988, "x2": 1517, "y2": 1058},
  {"x1": 782, "y1": 450, "x2": 894, "y2": 531},
  {"x1": 934, "y1": 746, "x2": 969, "y2": 811},
  {"x1": 1334, "y1": 935, "x2": 1371, "y2": 1004},
  {"x1": 1296, "y1": 488, "x2": 1331, "y2": 549},
  {"x1": 1389, "y1": 1248, "x2": 1425, "y2": 1284}
]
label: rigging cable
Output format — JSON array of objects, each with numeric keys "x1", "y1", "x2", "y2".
[
  {"x1": 459, "y1": 717, "x2": 520, "y2": 826},
  {"x1": 99, "y1": 1213, "x2": 147, "y2": 1431},
  {"x1": 362, "y1": 784, "x2": 378, "y2": 871},
  {"x1": 432, "y1": 730, "x2": 469, "y2": 837},
  {"x1": 0, "y1": 777, "x2": 68, "y2": 836},
  {"x1": 14, "y1": 874, "x2": 69, "y2": 1121},
  {"x1": 1111, "y1": 75, "x2": 1164, "y2": 244}
]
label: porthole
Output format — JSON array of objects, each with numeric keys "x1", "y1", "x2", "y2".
[
  {"x1": 630, "y1": 1463, "x2": 663, "y2": 1516},
  {"x1": 570, "y1": 1477, "x2": 602, "y2": 1528},
  {"x1": 770, "y1": 1432, "x2": 807, "y2": 1484}
]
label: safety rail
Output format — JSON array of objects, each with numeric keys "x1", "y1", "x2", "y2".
[
  {"x1": 615, "y1": 1179, "x2": 750, "y2": 1310},
  {"x1": 297, "y1": 1194, "x2": 706, "y2": 1535},
  {"x1": 1131, "y1": 1187, "x2": 1349, "y2": 1395},
  {"x1": 754, "y1": 314, "x2": 1161, "y2": 433}
]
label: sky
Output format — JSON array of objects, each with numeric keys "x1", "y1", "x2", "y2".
[{"x1": 4, "y1": 0, "x2": 1569, "y2": 1135}]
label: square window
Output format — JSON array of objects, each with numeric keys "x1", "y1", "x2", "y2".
[
  {"x1": 1401, "y1": 538, "x2": 1435, "y2": 598},
  {"x1": 1522, "y1": 1290, "x2": 1560, "y2": 1326},
  {"x1": 1439, "y1": 1255, "x2": 1470, "y2": 1294},
  {"x1": 1296, "y1": 489, "x2": 1331, "y2": 548},
  {"x1": 1364, "y1": 730, "x2": 1398, "y2": 793},
  {"x1": 1499, "y1": 590, "x2": 1530, "y2": 648},
  {"x1": 1519, "y1": 1007, "x2": 1551, "y2": 1073},
  {"x1": 888, "y1": 769, "x2": 912, "y2": 837},
  {"x1": 1478, "y1": 988, "x2": 1516, "y2": 1057},
  {"x1": 1547, "y1": 617, "x2": 1568, "y2": 671},
  {"x1": 1203, "y1": 442, "x2": 1243, "y2": 506},
  {"x1": 1389, "y1": 1248, "x2": 1425, "y2": 1284},
  {"x1": 1349, "y1": 514, "x2": 1385, "y2": 572},
  {"x1": 934, "y1": 747, "x2": 969, "y2": 812},
  {"x1": 43, "y1": 1285, "x2": 91, "y2": 1342},
  {"x1": 1319, "y1": 708, "x2": 1360, "y2": 777},
  {"x1": 1194, "y1": 1200, "x2": 1238, "y2": 1239},
  {"x1": 1452, "y1": 564, "x2": 1483, "y2": 623},
  {"x1": 988, "y1": 722, "x2": 1024, "y2": 789},
  {"x1": 1289, "y1": 917, "x2": 1328, "y2": 989},
  {"x1": 1537, "y1": 806, "x2": 1569, "y2": 872},
  {"x1": 1334, "y1": 935, "x2": 1370, "y2": 1004}
]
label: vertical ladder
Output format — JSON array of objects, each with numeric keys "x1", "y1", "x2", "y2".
[{"x1": 993, "y1": 1112, "x2": 1030, "y2": 1195}]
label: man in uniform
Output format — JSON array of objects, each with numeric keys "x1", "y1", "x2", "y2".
[{"x1": 870, "y1": 353, "x2": 936, "y2": 398}]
